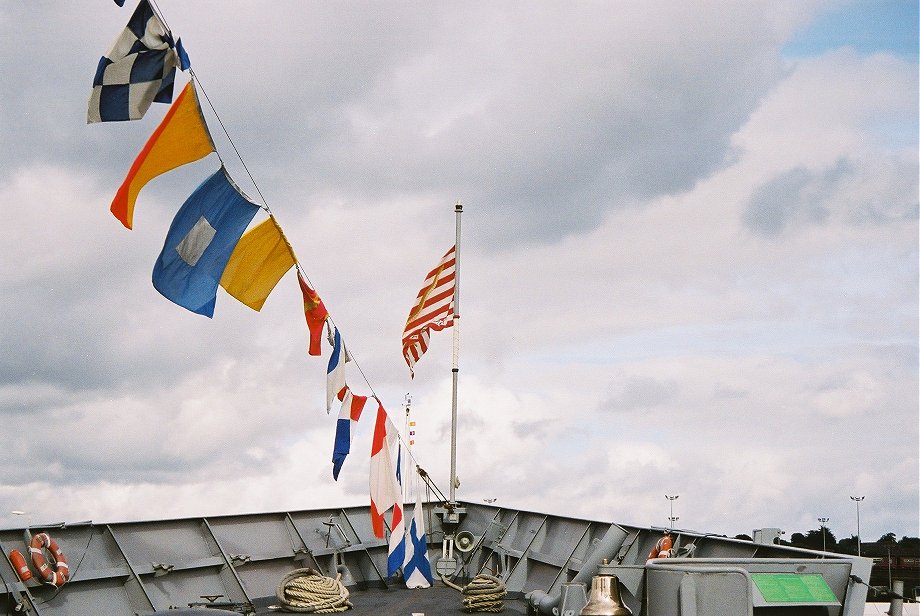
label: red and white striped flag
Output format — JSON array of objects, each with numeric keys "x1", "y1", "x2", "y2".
[{"x1": 402, "y1": 245, "x2": 456, "y2": 377}]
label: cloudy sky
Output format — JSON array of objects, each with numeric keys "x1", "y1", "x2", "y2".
[{"x1": 1, "y1": 1, "x2": 916, "y2": 543}]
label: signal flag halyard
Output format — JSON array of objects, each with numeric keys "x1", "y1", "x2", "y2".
[{"x1": 401, "y1": 245, "x2": 456, "y2": 377}]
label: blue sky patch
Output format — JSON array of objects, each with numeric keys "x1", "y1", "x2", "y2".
[{"x1": 784, "y1": 0, "x2": 918, "y2": 59}]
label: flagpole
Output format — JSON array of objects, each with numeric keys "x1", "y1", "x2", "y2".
[
  {"x1": 449, "y1": 202, "x2": 462, "y2": 505},
  {"x1": 432, "y1": 203, "x2": 465, "y2": 579}
]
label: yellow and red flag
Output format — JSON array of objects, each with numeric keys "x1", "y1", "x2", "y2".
[{"x1": 111, "y1": 80, "x2": 214, "y2": 229}]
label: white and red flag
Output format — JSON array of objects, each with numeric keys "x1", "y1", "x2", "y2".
[
  {"x1": 402, "y1": 245, "x2": 456, "y2": 377},
  {"x1": 369, "y1": 401, "x2": 402, "y2": 538}
]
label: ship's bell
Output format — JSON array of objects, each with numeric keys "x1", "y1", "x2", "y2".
[{"x1": 579, "y1": 573, "x2": 632, "y2": 616}]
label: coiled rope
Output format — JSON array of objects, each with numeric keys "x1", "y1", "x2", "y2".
[
  {"x1": 442, "y1": 574, "x2": 507, "y2": 613},
  {"x1": 274, "y1": 568, "x2": 352, "y2": 613}
]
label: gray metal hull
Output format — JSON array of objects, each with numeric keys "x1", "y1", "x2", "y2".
[{"x1": 1, "y1": 502, "x2": 871, "y2": 615}]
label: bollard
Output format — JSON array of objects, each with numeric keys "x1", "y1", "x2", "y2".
[{"x1": 889, "y1": 580, "x2": 903, "y2": 616}]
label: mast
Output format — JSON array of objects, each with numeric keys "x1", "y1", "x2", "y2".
[
  {"x1": 432, "y1": 203, "x2": 466, "y2": 578},
  {"x1": 449, "y1": 202, "x2": 462, "y2": 504}
]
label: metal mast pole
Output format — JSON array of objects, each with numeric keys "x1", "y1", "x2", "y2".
[
  {"x1": 449, "y1": 202, "x2": 462, "y2": 504},
  {"x1": 434, "y1": 203, "x2": 467, "y2": 579}
]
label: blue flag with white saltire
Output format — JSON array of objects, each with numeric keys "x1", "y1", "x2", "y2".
[
  {"x1": 403, "y1": 491, "x2": 433, "y2": 588},
  {"x1": 152, "y1": 167, "x2": 259, "y2": 317},
  {"x1": 88, "y1": 0, "x2": 187, "y2": 123}
]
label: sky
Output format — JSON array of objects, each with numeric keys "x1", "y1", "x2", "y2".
[{"x1": 0, "y1": 1, "x2": 916, "y2": 544}]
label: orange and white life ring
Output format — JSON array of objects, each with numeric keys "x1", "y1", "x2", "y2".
[
  {"x1": 29, "y1": 533, "x2": 69, "y2": 587},
  {"x1": 647, "y1": 533, "x2": 674, "y2": 561}
]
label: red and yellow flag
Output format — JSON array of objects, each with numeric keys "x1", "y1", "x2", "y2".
[
  {"x1": 297, "y1": 271, "x2": 329, "y2": 356},
  {"x1": 111, "y1": 81, "x2": 215, "y2": 229}
]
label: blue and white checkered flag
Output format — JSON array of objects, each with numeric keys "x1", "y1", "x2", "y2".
[{"x1": 88, "y1": 0, "x2": 188, "y2": 123}]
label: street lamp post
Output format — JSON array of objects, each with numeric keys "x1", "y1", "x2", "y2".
[
  {"x1": 887, "y1": 546, "x2": 892, "y2": 590},
  {"x1": 818, "y1": 517, "x2": 829, "y2": 552},
  {"x1": 850, "y1": 496, "x2": 865, "y2": 557},
  {"x1": 665, "y1": 495, "x2": 679, "y2": 530}
]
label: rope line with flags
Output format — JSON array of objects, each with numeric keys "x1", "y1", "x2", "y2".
[{"x1": 89, "y1": 1, "x2": 456, "y2": 541}]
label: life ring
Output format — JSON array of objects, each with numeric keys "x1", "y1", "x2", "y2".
[
  {"x1": 29, "y1": 532, "x2": 68, "y2": 587},
  {"x1": 647, "y1": 532, "x2": 674, "y2": 561}
]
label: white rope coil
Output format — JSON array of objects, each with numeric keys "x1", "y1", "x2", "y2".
[{"x1": 274, "y1": 568, "x2": 352, "y2": 613}]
